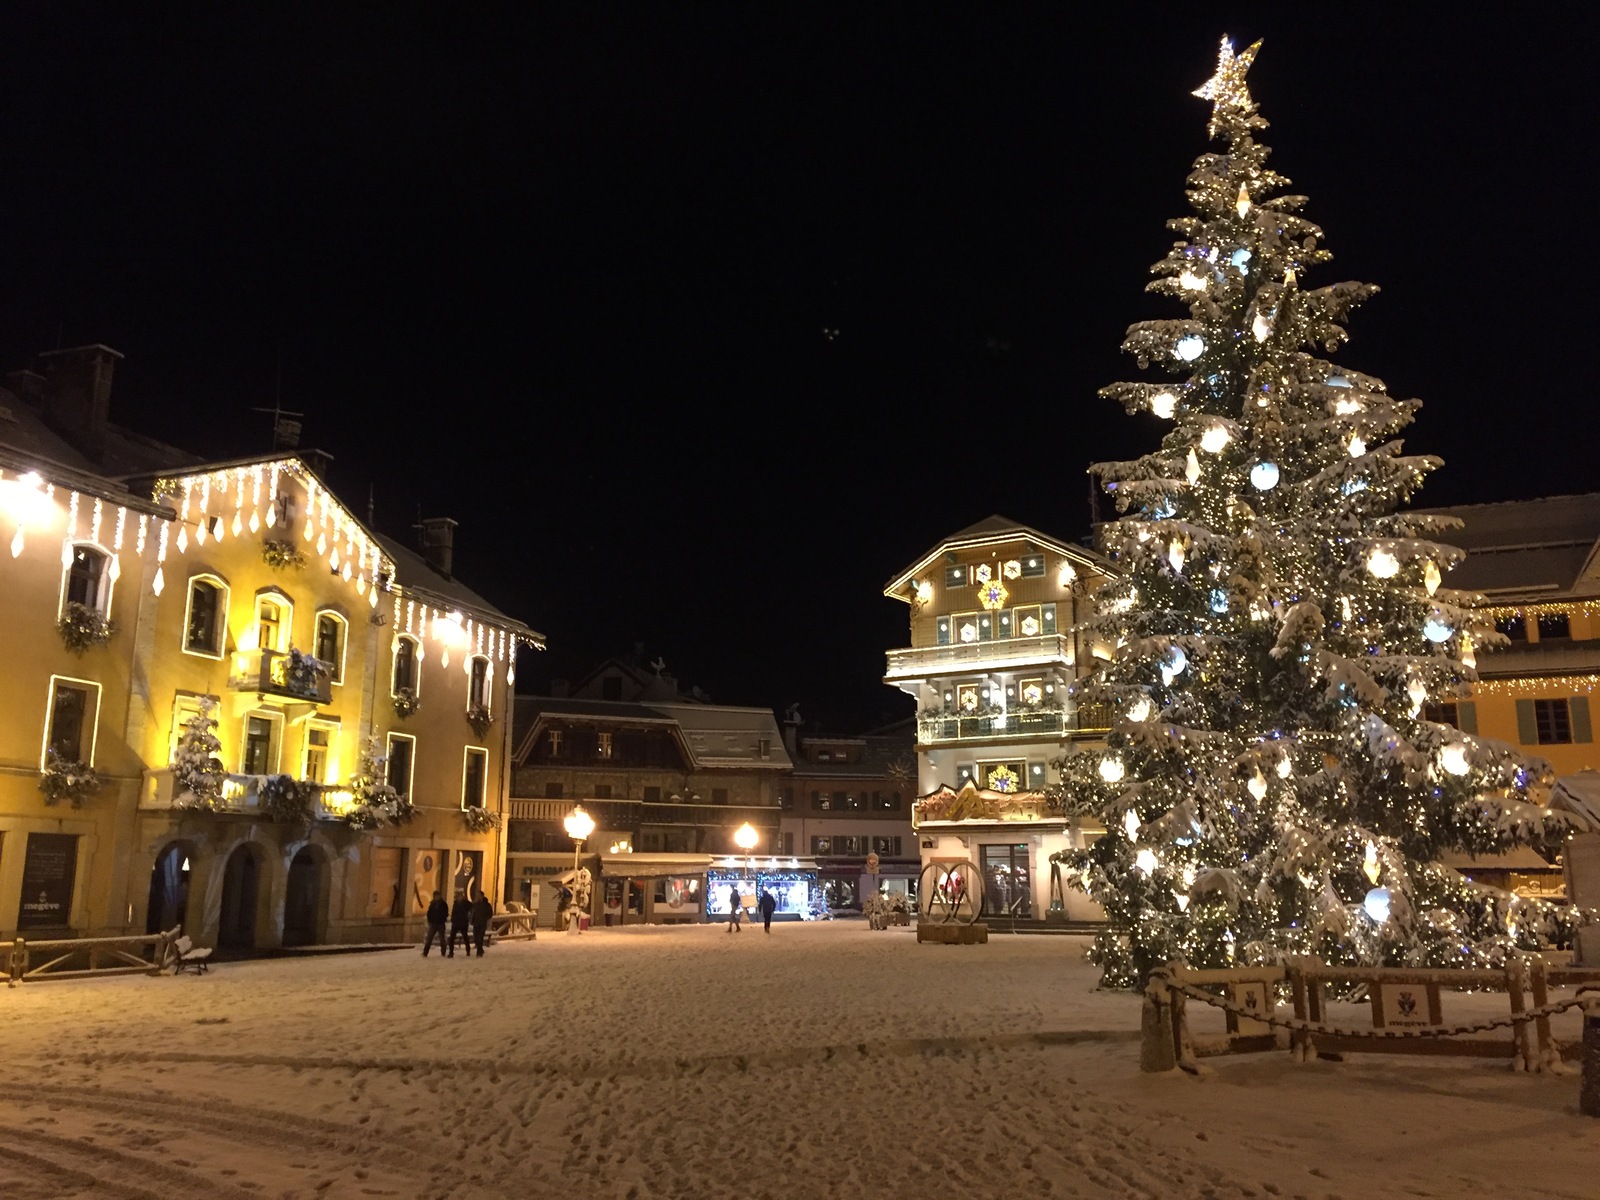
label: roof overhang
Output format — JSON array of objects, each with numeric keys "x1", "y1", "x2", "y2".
[{"x1": 884, "y1": 522, "x2": 1110, "y2": 603}]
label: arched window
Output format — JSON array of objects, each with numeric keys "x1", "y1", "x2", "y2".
[
  {"x1": 393, "y1": 636, "x2": 419, "y2": 694},
  {"x1": 315, "y1": 611, "x2": 347, "y2": 684},
  {"x1": 63, "y1": 543, "x2": 112, "y2": 614},
  {"x1": 255, "y1": 592, "x2": 293, "y2": 653},
  {"x1": 468, "y1": 655, "x2": 491, "y2": 710},
  {"x1": 184, "y1": 575, "x2": 229, "y2": 657}
]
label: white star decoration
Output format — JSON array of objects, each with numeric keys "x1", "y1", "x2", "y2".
[{"x1": 1192, "y1": 35, "x2": 1262, "y2": 139}]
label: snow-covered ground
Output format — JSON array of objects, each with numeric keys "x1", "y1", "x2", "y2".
[{"x1": 0, "y1": 923, "x2": 1593, "y2": 1199}]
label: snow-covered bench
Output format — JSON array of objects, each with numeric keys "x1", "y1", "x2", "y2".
[{"x1": 168, "y1": 935, "x2": 213, "y2": 975}]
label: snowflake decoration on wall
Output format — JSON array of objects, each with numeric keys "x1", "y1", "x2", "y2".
[
  {"x1": 979, "y1": 579, "x2": 1009, "y2": 611},
  {"x1": 987, "y1": 765, "x2": 1020, "y2": 793}
]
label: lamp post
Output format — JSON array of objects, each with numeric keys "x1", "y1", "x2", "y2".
[
  {"x1": 734, "y1": 822, "x2": 759, "y2": 918},
  {"x1": 563, "y1": 805, "x2": 596, "y2": 933}
]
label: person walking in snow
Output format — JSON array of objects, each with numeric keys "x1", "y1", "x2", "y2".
[
  {"x1": 422, "y1": 890, "x2": 449, "y2": 956},
  {"x1": 470, "y1": 892, "x2": 493, "y2": 957},
  {"x1": 726, "y1": 884, "x2": 743, "y2": 933},
  {"x1": 449, "y1": 890, "x2": 472, "y2": 957},
  {"x1": 758, "y1": 888, "x2": 776, "y2": 933}
]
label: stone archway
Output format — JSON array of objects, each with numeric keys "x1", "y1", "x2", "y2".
[
  {"x1": 282, "y1": 845, "x2": 327, "y2": 947},
  {"x1": 218, "y1": 843, "x2": 263, "y2": 951},
  {"x1": 146, "y1": 841, "x2": 195, "y2": 936}
]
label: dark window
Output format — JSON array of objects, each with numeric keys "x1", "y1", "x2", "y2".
[
  {"x1": 874, "y1": 791, "x2": 902, "y2": 812},
  {"x1": 832, "y1": 791, "x2": 848, "y2": 811},
  {"x1": 1535, "y1": 699, "x2": 1573, "y2": 744},
  {"x1": 187, "y1": 581, "x2": 222, "y2": 654},
  {"x1": 66, "y1": 545, "x2": 106, "y2": 610},
  {"x1": 1020, "y1": 556, "x2": 1047, "y2": 578},
  {"x1": 601, "y1": 676, "x2": 623, "y2": 701},
  {"x1": 1496, "y1": 613, "x2": 1527, "y2": 641},
  {"x1": 712, "y1": 788, "x2": 729, "y2": 805},
  {"x1": 243, "y1": 716, "x2": 274, "y2": 775},
  {"x1": 872, "y1": 836, "x2": 902, "y2": 855},
  {"x1": 394, "y1": 638, "x2": 418, "y2": 691},
  {"x1": 469, "y1": 657, "x2": 489, "y2": 707},
  {"x1": 593, "y1": 784, "x2": 612, "y2": 799},
  {"x1": 1538, "y1": 612, "x2": 1571, "y2": 640},
  {"x1": 547, "y1": 729, "x2": 563, "y2": 755},
  {"x1": 780, "y1": 832, "x2": 794, "y2": 855},
  {"x1": 1424, "y1": 702, "x2": 1459, "y2": 728},
  {"x1": 544, "y1": 782, "x2": 564, "y2": 799},
  {"x1": 811, "y1": 836, "x2": 832, "y2": 854},
  {"x1": 48, "y1": 685, "x2": 90, "y2": 762},
  {"x1": 385, "y1": 736, "x2": 413, "y2": 796},
  {"x1": 463, "y1": 748, "x2": 487, "y2": 809},
  {"x1": 778, "y1": 786, "x2": 794, "y2": 810},
  {"x1": 643, "y1": 786, "x2": 661, "y2": 803},
  {"x1": 944, "y1": 565, "x2": 969, "y2": 588},
  {"x1": 811, "y1": 790, "x2": 827, "y2": 811},
  {"x1": 315, "y1": 614, "x2": 343, "y2": 677}
]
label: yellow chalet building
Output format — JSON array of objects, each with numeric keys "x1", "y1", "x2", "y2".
[
  {"x1": 883, "y1": 515, "x2": 1113, "y2": 923},
  {"x1": 0, "y1": 346, "x2": 539, "y2": 950}
]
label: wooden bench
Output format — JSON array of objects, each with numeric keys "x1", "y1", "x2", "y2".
[{"x1": 168, "y1": 935, "x2": 214, "y2": 975}]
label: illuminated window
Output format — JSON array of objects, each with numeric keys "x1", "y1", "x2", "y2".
[
  {"x1": 255, "y1": 596, "x2": 288, "y2": 653},
  {"x1": 462, "y1": 747, "x2": 488, "y2": 810},
  {"x1": 184, "y1": 577, "x2": 228, "y2": 657},
  {"x1": 944, "y1": 565, "x2": 969, "y2": 588},
  {"x1": 303, "y1": 724, "x2": 333, "y2": 784},
  {"x1": 597, "y1": 731, "x2": 613, "y2": 759},
  {"x1": 63, "y1": 544, "x2": 110, "y2": 614},
  {"x1": 385, "y1": 733, "x2": 415, "y2": 798},
  {"x1": 45, "y1": 679, "x2": 99, "y2": 765},
  {"x1": 468, "y1": 656, "x2": 490, "y2": 709},
  {"x1": 393, "y1": 636, "x2": 419, "y2": 693},
  {"x1": 1020, "y1": 556, "x2": 1046, "y2": 579},
  {"x1": 547, "y1": 729, "x2": 563, "y2": 756},
  {"x1": 315, "y1": 612, "x2": 346, "y2": 683}
]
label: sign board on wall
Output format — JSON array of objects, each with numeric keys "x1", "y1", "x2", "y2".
[{"x1": 17, "y1": 833, "x2": 79, "y2": 931}]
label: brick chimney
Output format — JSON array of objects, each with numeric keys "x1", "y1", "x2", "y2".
[
  {"x1": 416, "y1": 516, "x2": 457, "y2": 578},
  {"x1": 38, "y1": 345, "x2": 122, "y2": 466}
]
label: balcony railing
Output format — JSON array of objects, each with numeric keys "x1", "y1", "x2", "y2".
[
  {"x1": 141, "y1": 767, "x2": 352, "y2": 820},
  {"x1": 916, "y1": 704, "x2": 1112, "y2": 745},
  {"x1": 228, "y1": 648, "x2": 332, "y2": 705},
  {"x1": 884, "y1": 634, "x2": 1074, "y2": 679}
]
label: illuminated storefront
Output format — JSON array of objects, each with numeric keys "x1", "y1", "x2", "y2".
[
  {"x1": 706, "y1": 858, "x2": 820, "y2": 920},
  {"x1": 596, "y1": 852, "x2": 712, "y2": 925}
]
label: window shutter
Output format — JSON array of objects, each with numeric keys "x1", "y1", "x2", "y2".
[
  {"x1": 1572, "y1": 696, "x2": 1593, "y2": 744},
  {"x1": 1456, "y1": 700, "x2": 1478, "y2": 735},
  {"x1": 1515, "y1": 699, "x2": 1537, "y2": 745}
]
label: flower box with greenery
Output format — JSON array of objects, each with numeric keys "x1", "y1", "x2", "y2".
[
  {"x1": 346, "y1": 736, "x2": 417, "y2": 830},
  {"x1": 258, "y1": 774, "x2": 313, "y2": 825},
  {"x1": 261, "y1": 539, "x2": 306, "y2": 571},
  {"x1": 39, "y1": 749, "x2": 103, "y2": 808},
  {"x1": 465, "y1": 703, "x2": 493, "y2": 738},
  {"x1": 171, "y1": 696, "x2": 226, "y2": 810},
  {"x1": 392, "y1": 687, "x2": 421, "y2": 719},
  {"x1": 282, "y1": 648, "x2": 330, "y2": 700},
  {"x1": 461, "y1": 805, "x2": 503, "y2": 834},
  {"x1": 57, "y1": 601, "x2": 114, "y2": 654}
]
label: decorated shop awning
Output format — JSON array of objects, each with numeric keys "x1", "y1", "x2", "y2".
[
  {"x1": 599, "y1": 852, "x2": 713, "y2": 880},
  {"x1": 913, "y1": 779, "x2": 1057, "y2": 828}
]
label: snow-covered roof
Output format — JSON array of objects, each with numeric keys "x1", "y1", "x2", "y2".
[
  {"x1": 1549, "y1": 771, "x2": 1600, "y2": 832},
  {"x1": 648, "y1": 702, "x2": 792, "y2": 771},
  {"x1": 1424, "y1": 494, "x2": 1600, "y2": 599}
]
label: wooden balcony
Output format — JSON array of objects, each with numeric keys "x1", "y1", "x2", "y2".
[
  {"x1": 916, "y1": 704, "x2": 1111, "y2": 746},
  {"x1": 884, "y1": 633, "x2": 1074, "y2": 681},
  {"x1": 141, "y1": 767, "x2": 352, "y2": 820}
]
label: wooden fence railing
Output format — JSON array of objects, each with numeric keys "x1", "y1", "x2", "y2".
[{"x1": 3, "y1": 926, "x2": 182, "y2": 988}]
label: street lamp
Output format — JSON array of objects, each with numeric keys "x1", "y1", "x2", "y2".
[
  {"x1": 733, "y1": 822, "x2": 759, "y2": 916},
  {"x1": 563, "y1": 805, "x2": 596, "y2": 934}
]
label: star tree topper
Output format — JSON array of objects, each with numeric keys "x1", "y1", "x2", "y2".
[{"x1": 1192, "y1": 35, "x2": 1262, "y2": 139}]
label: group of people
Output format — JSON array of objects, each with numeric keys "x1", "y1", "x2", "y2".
[
  {"x1": 725, "y1": 885, "x2": 778, "y2": 933},
  {"x1": 422, "y1": 890, "x2": 494, "y2": 957}
]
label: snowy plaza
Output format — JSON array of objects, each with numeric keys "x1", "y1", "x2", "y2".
[{"x1": 1, "y1": 923, "x2": 1594, "y2": 1200}]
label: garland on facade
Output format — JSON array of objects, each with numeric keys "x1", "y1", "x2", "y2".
[
  {"x1": 462, "y1": 805, "x2": 503, "y2": 833},
  {"x1": 172, "y1": 695, "x2": 226, "y2": 810},
  {"x1": 466, "y1": 703, "x2": 493, "y2": 739},
  {"x1": 259, "y1": 774, "x2": 314, "y2": 824},
  {"x1": 39, "y1": 749, "x2": 103, "y2": 808},
  {"x1": 57, "y1": 601, "x2": 115, "y2": 654},
  {"x1": 283, "y1": 648, "x2": 330, "y2": 699},
  {"x1": 392, "y1": 686, "x2": 421, "y2": 719},
  {"x1": 346, "y1": 736, "x2": 417, "y2": 830},
  {"x1": 262, "y1": 539, "x2": 306, "y2": 571}
]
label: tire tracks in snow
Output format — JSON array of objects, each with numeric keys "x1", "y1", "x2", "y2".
[
  {"x1": 0, "y1": 1122, "x2": 266, "y2": 1200},
  {"x1": 44, "y1": 1025, "x2": 1140, "y2": 1083}
]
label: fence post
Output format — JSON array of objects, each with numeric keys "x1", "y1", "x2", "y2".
[
  {"x1": 1580, "y1": 987, "x2": 1600, "y2": 1117},
  {"x1": 1530, "y1": 955, "x2": 1556, "y2": 1072},
  {"x1": 1506, "y1": 956, "x2": 1530, "y2": 1071},
  {"x1": 1140, "y1": 971, "x2": 1177, "y2": 1072},
  {"x1": 8, "y1": 936, "x2": 25, "y2": 987}
]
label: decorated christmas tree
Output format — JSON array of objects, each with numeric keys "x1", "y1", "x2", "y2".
[
  {"x1": 347, "y1": 736, "x2": 417, "y2": 830},
  {"x1": 172, "y1": 695, "x2": 226, "y2": 809},
  {"x1": 1052, "y1": 37, "x2": 1585, "y2": 989}
]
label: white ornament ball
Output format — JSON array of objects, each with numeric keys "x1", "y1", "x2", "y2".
[
  {"x1": 1099, "y1": 756, "x2": 1125, "y2": 784},
  {"x1": 1175, "y1": 334, "x2": 1205, "y2": 362},
  {"x1": 1134, "y1": 848, "x2": 1160, "y2": 876},
  {"x1": 1362, "y1": 887, "x2": 1392, "y2": 924},
  {"x1": 1422, "y1": 615, "x2": 1453, "y2": 643},
  {"x1": 1249, "y1": 461, "x2": 1280, "y2": 490},
  {"x1": 1367, "y1": 548, "x2": 1400, "y2": 579},
  {"x1": 1199, "y1": 424, "x2": 1230, "y2": 454},
  {"x1": 1439, "y1": 743, "x2": 1471, "y2": 777},
  {"x1": 1150, "y1": 390, "x2": 1177, "y2": 419}
]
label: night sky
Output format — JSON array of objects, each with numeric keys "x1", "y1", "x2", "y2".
[{"x1": 2, "y1": 7, "x2": 1596, "y2": 733}]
